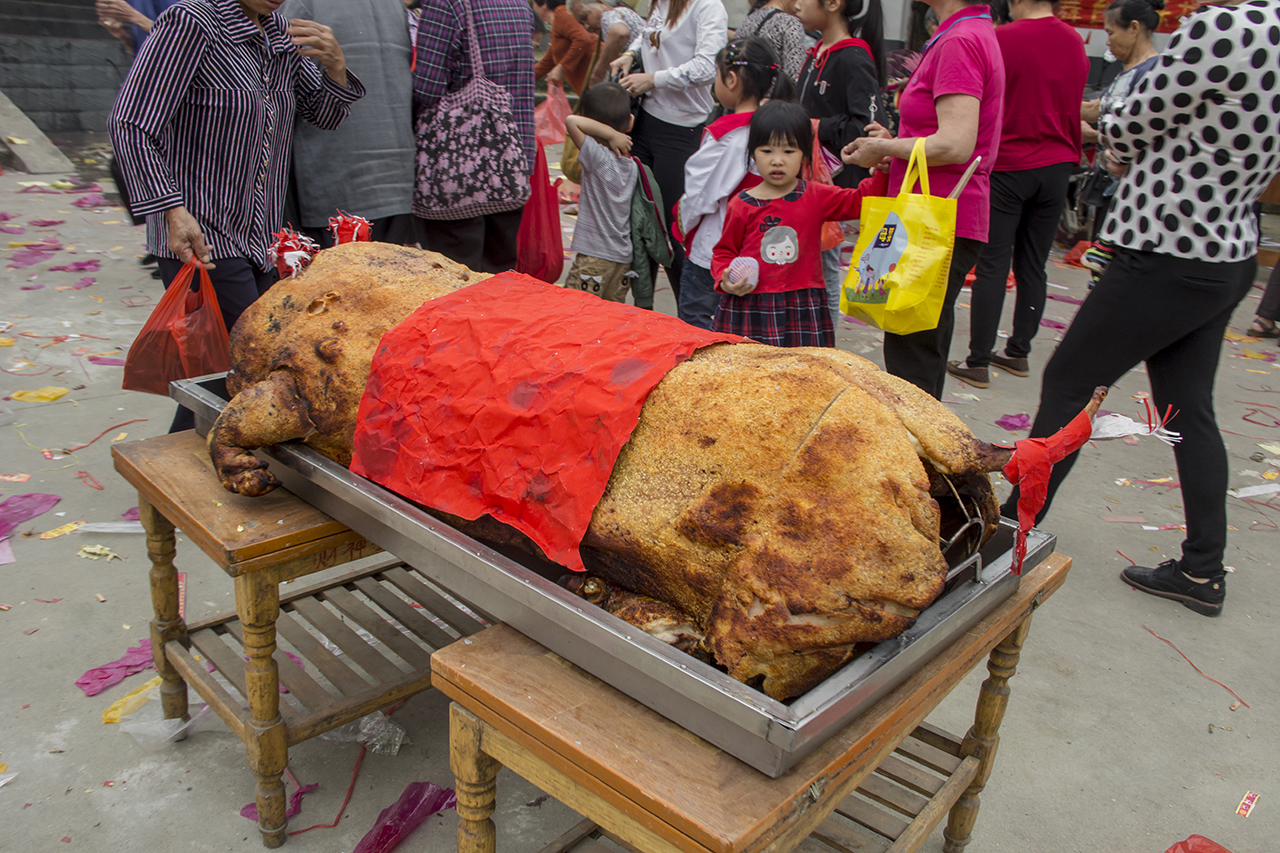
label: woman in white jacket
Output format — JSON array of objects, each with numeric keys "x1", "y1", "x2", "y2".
[{"x1": 610, "y1": 0, "x2": 728, "y2": 302}]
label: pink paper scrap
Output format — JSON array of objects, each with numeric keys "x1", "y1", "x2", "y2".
[
  {"x1": 995, "y1": 413, "x2": 1032, "y2": 431},
  {"x1": 71, "y1": 194, "x2": 107, "y2": 209},
  {"x1": 0, "y1": 226, "x2": 24, "y2": 235},
  {"x1": 29, "y1": 219, "x2": 66, "y2": 227},
  {"x1": 75, "y1": 639, "x2": 154, "y2": 696},
  {"x1": 49, "y1": 260, "x2": 101, "y2": 273}
]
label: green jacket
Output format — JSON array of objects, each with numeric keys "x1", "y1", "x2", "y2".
[{"x1": 629, "y1": 158, "x2": 671, "y2": 310}]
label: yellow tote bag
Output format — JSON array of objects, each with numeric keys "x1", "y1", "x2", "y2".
[{"x1": 840, "y1": 138, "x2": 957, "y2": 335}]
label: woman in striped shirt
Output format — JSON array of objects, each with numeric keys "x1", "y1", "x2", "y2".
[{"x1": 110, "y1": 0, "x2": 364, "y2": 431}]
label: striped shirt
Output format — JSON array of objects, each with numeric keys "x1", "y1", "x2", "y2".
[
  {"x1": 109, "y1": 0, "x2": 365, "y2": 270},
  {"x1": 412, "y1": 0, "x2": 536, "y2": 173}
]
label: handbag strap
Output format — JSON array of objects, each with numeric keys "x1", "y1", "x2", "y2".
[
  {"x1": 900, "y1": 137, "x2": 931, "y2": 198},
  {"x1": 458, "y1": 0, "x2": 486, "y2": 81}
]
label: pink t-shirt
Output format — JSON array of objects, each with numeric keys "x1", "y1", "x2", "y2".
[
  {"x1": 994, "y1": 16, "x2": 1088, "y2": 171},
  {"x1": 890, "y1": 7, "x2": 1005, "y2": 241}
]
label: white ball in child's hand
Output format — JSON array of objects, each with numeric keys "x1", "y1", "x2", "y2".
[{"x1": 728, "y1": 256, "x2": 759, "y2": 288}]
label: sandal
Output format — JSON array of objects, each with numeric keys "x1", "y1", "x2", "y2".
[{"x1": 1248, "y1": 320, "x2": 1280, "y2": 338}]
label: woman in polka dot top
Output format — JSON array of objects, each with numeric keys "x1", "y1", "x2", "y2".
[{"x1": 1003, "y1": 0, "x2": 1280, "y2": 618}]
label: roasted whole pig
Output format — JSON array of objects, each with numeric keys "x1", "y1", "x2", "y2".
[{"x1": 209, "y1": 243, "x2": 1017, "y2": 701}]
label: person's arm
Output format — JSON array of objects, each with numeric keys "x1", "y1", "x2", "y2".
[
  {"x1": 565, "y1": 116, "x2": 632, "y2": 157},
  {"x1": 1081, "y1": 98, "x2": 1100, "y2": 124},
  {"x1": 815, "y1": 50, "x2": 878, "y2": 158},
  {"x1": 413, "y1": 1, "x2": 461, "y2": 113},
  {"x1": 535, "y1": 44, "x2": 556, "y2": 80},
  {"x1": 593, "y1": 22, "x2": 631, "y2": 86},
  {"x1": 711, "y1": 204, "x2": 746, "y2": 288},
  {"x1": 677, "y1": 134, "x2": 743, "y2": 237},
  {"x1": 289, "y1": 19, "x2": 364, "y2": 129},
  {"x1": 1101, "y1": 25, "x2": 1207, "y2": 163},
  {"x1": 822, "y1": 170, "x2": 889, "y2": 221},
  {"x1": 97, "y1": 0, "x2": 151, "y2": 29},
  {"x1": 842, "y1": 94, "x2": 979, "y2": 168}
]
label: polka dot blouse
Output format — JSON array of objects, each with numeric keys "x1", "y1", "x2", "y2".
[{"x1": 1101, "y1": 0, "x2": 1280, "y2": 262}]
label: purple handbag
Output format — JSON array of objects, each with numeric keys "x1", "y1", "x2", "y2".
[{"x1": 412, "y1": 0, "x2": 530, "y2": 220}]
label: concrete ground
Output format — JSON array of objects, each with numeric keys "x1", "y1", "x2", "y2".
[{"x1": 0, "y1": 141, "x2": 1275, "y2": 853}]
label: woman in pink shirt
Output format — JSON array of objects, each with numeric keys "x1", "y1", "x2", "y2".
[{"x1": 844, "y1": 0, "x2": 1005, "y2": 399}]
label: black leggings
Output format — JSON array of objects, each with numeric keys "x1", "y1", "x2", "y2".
[
  {"x1": 629, "y1": 107, "x2": 702, "y2": 301},
  {"x1": 1002, "y1": 248, "x2": 1255, "y2": 577},
  {"x1": 966, "y1": 163, "x2": 1073, "y2": 367}
]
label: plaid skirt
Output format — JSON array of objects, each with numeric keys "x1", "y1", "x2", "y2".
[{"x1": 712, "y1": 287, "x2": 835, "y2": 348}]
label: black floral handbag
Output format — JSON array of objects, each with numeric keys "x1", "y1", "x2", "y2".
[{"x1": 413, "y1": 0, "x2": 530, "y2": 220}]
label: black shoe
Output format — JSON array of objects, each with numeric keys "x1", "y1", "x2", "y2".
[
  {"x1": 140, "y1": 253, "x2": 157, "y2": 266},
  {"x1": 946, "y1": 360, "x2": 989, "y2": 388},
  {"x1": 989, "y1": 350, "x2": 1029, "y2": 377},
  {"x1": 1120, "y1": 560, "x2": 1224, "y2": 617}
]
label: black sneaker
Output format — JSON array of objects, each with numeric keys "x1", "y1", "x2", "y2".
[
  {"x1": 989, "y1": 351, "x2": 1029, "y2": 377},
  {"x1": 1120, "y1": 560, "x2": 1224, "y2": 617}
]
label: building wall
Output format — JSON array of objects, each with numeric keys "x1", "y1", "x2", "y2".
[{"x1": 0, "y1": 0, "x2": 131, "y2": 133}]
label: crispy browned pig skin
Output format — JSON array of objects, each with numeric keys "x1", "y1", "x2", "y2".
[
  {"x1": 207, "y1": 243, "x2": 486, "y2": 496},
  {"x1": 580, "y1": 343, "x2": 1008, "y2": 699}
]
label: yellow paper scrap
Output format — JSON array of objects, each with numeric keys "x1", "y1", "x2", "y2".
[
  {"x1": 0, "y1": 337, "x2": 13, "y2": 347},
  {"x1": 11, "y1": 386, "x2": 70, "y2": 403},
  {"x1": 112, "y1": 432, "x2": 128, "y2": 441},
  {"x1": 78, "y1": 544, "x2": 125, "y2": 561},
  {"x1": 102, "y1": 676, "x2": 162, "y2": 724},
  {"x1": 1264, "y1": 471, "x2": 1278, "y2": 481},
  {"x1": 15, "y1": 181, "x2": 48, "y2": 187},
  {"x1": 50, "y1": 180, "x2": 75, "y2": 189},
  {"x1": 5, "y1": 137, "x2": 28, "y2": 144},
  {"x1": 101, "y1": 221, "x2": 120, "y2": 225},
  {"x1": 40, "y1": 521, "x2": 85, "y2": 540},
  {"x1": 1240, "y1": 350, "x2": 1271, "y2": 360},
  {"x1": 1224, "y1": 330, "x2": 1258, "y2": 343}
]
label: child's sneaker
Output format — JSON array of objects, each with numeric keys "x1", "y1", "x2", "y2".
[{"x1": 1080, "y1": 242, "x2": 1114, "y2": 274}]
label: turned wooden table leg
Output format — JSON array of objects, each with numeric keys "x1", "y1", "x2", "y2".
[
  {"x1": 942, "y1": 614, "x2": 1034, "y2": 853},
  {"x1": 451, "y1": 703, "x2": 502, "y2": 853},
  {"x1": 236, "y1": 571, "x2": 289, "y2": 848},
  {"x1": 140, "y1": 495, "x2": 189, "y2": 722}
]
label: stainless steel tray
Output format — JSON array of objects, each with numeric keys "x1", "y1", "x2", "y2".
[{"x1": 174, "y1": 375, "x2": 1054, "y2": 776}]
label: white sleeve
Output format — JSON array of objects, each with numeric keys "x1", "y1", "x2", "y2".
[
  {"x1": 678, "y1": 132, "x2": 746, "y2": 234},
  {"x1": 653, "y1": 0, "x2": 727, "y2": 91}
]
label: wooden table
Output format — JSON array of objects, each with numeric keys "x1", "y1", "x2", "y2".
[
  {"x1": 432, "y1": 553, "x2": 1071, "y2": 853},
  {"x1": 113, "y1": 431, "x2": 484, "y2": 847}
]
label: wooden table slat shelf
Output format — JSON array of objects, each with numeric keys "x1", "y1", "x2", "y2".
[{"x1": 112, "y1": 431, "x2": 486, "y2": 847}]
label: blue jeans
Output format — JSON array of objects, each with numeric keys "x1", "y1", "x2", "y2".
[{"x1": 678, "y1": 261, "x2": 719, "y2": 331}]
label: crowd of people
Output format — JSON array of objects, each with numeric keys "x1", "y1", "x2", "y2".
[{"x1": 102, "y1": 0, "x2": 1280, "y2": 616}]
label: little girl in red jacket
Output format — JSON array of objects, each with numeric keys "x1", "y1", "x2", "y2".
[{"x1": 712, "y1": 101, "x2": 886, "y2": 347}]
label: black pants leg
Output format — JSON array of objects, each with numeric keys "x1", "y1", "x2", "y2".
[
  {"x1": 1257, "y1": 261, "x2": 1280, "y2": 322},
  {"x1": 1000, "y1": 248, "x2": 1255, "y2": 576},
  {"x1": 967, "y1": 164, "x2": 1072, "y2": 367},
  {"x1": 418, "y1": 209, "x2": 524, "y2": 274},
  {"x1": 157, "y1": 256, "x2": 276, "y2": 433},
  {"x1": 630, "y1": 108, "x2": 701, "y2": 302},
  {"x1": 882, "y1": 236, "x2": 983, "y2": 399}
]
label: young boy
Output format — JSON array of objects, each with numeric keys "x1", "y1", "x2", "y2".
[{"x1": 563, "y1": 83, "x2": 637, "y2": 303}]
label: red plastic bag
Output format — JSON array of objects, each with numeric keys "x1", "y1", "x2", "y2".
[
  {"x1": 122, "y1": 259, "x2": 229, "y2": 396},
  {"x1": 516, "y1": 138, "x2": 564, "y2": 282},
  {"x1": 1164, "y1": 837, "x2": 1233, "y2": 853},
  {"x1": 805, "y1": 120, "x2": 846, "y2": 251},
  {"x1": 535, "y1": 80, "x2": 571, "y2": 145}
]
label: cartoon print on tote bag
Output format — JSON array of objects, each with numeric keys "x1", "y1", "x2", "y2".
[{"x1": 849, "y1": 212, "x2": 909, "y2": 304}]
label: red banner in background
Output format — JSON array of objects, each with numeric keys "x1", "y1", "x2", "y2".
[{"x1": 1057, "y1": 0, "x2": 1200, "y2": 32}]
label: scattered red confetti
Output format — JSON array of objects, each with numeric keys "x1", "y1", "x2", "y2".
[
  {"x1": 64, "y1": 418, "x2": 147, "y2": 453},
  {"x1": 61, "y1": 837, "x2": 71, "y2": 843},
  {"x1": 103, "y1": 781, "x2": 115, "y2": 787},
  {"x1": 21, "y1": 704, "x2": 30, "y2": 709},
  {"x1": 1142, "y1": 625, "x2": 1250, "y2": 708},
  {"x1": 23, "y1": 628, "x2": 38, "y2": 635},
  {"x1": 1116, "y1": 550, "x2": 1137, "y2": 565},
  {"x1": 34, "y1": 598, "x2": 63, "y2": 604},
  {"x1": 75, "y1": 471, "x2": 104, "y2": 490},
  {"x1": 23, "y1": 802, "x2": 32, "y2": 808}
]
